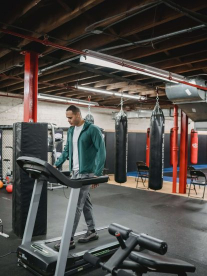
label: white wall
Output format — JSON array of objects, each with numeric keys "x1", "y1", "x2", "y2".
[{"x1": 0, "y1": 95, "x2": 195, "y2": 133}]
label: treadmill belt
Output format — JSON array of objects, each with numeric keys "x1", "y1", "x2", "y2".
[{"x1": 46, "y1": 228, "x2": 117, "y2": 256}]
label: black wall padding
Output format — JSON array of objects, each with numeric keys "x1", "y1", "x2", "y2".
[
  {"x1": 149, "y1": 105, "x2": 165, "y2": 190},
  {"x1": 115, "y1": 113, "x2": 128, "y2": 183},
  {"x1": 128, "y1": 133, "x2": 146, "y2": 171},
  {"x1": 0, "y1": 129, "x2": 2, "y2": 179},
  {"x1": 197, "y1": 135, "x2": 207, "y2": 165},
  {"x1": 12, "y1": 123, "x2": 48, "y2": 238},
  {"x1": 105, "y1": 132, "x2": 115, "y2": 174},
  {"x1": 105, "y1": 132, "x2": 207, "y2": 174}
]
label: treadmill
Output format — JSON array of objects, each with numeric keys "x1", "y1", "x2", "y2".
[{"x1": 16, "y1": 156, "x2": 119, "y2": 276}]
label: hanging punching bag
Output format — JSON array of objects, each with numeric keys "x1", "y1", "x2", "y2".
[
  {"x1": 85, "y1": 114, "x2": 94, "y2": 124},
  {"x1": 146, "y1": 128, "x2": 150, "y2": 167},
  {"x1": 190, "y1": 129, "x2": 198, "y2": 164},
  {"x1": 115, "y1": 110, "x2": 128, "y2": 183},
  {"x1": 85, "y1": 96, "x2": 95, "y2": 124},
  {"x1": 170, "y1": 128, "x2": 174, "y2": 166},
  {"x1": 149, "y1": 103, "x2": 165, "y2": 190}
]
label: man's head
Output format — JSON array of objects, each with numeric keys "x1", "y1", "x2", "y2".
[{"x1": 66, "y1": 105, "x2": 83, "y2": 126}]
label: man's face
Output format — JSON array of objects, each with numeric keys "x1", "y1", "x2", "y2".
[{"x1": 66, "y1": 110, "x2": 81, "y2": 126}]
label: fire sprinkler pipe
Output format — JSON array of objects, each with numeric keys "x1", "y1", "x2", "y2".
[
  {"x1": 1, "y1": 27, "x2": 207, "y2": 91},
  {"x1": 172, "y1": 105, "x2": 178, "y2": 193}
]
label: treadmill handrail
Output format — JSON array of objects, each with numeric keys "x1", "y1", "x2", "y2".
[{"x1": 17, "y1": 156, "x2": 108, "y2": 188}]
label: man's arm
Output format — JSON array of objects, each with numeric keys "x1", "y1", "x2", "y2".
[
  {"x1": 54, "y1": 130, "x2": 69, "y2": 168},
  {"x1": 91, "y1": 126, "x2": 106, "y2": 176}
]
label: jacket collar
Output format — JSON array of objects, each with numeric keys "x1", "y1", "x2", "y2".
[{"x1": 69, "y1": 120, "x2": 92, "y2": 133}]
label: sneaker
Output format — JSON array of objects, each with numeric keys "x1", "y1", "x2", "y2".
[
  {"x1": 54, "y1": 240, "x2": 75, "y2": 251},
  {"x1": 78, "y1": 230, "x2": 99, "y2": 243}
]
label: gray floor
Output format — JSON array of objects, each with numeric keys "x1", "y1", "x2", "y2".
[{"x1": 0, "y1": 183, "x2": 207, "y2": 275}]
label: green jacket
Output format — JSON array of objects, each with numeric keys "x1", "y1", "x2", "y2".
[{"x1": 54, "y1": 121, "x2": 106, "y2": 176}]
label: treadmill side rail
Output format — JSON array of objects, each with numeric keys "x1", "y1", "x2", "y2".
[{"x1": 22, "y1": 179, "x2": 44, "y2": 245}]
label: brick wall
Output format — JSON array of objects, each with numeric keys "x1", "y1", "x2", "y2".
[{"x1": 0, "y1": 95, "x2": 195, "y2": 133}]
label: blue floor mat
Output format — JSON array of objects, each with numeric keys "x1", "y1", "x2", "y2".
[{"x1": 127, "y1": 164, "x2": 207, "y2": 183}]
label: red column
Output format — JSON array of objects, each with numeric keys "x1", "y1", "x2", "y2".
[
  {"x1": 184, "y1": 117, "x2": 188, "y2": 193},
  {"x1": 23, "y1": 51, "x2": 38, "y2": 122},
  {"x1": 172, "y1": 105, "x2": 178, "y2": 193},
  {"x1": 179, "y1": 111, "x2": 188, "y2": 194}
]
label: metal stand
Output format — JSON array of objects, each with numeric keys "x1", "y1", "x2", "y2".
[
  {"x1": 55, "y1": 188, "x2": 80, "y2": 276},
  {"x1": 48, "y1": 123, "x2": 63, "y2": 190},
  {"x1": 0, "y1": 219, "x2": 9, "y2": 238},
  {"x1": 21, "y1": 177, "x2": 80, "y2": 276},
  {"x1": 22, "y1": 179, "x2": 43, "y2": 245}
]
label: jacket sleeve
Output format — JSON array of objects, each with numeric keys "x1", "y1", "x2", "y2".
[
  {"x1": 54, "y1": 130, "x2": 69, "y2": 168},
  {"x1": 91, "y1": 126, "x2": 106, "y2": 176}
]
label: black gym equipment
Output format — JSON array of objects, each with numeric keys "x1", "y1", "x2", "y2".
[
  {"x1": 149, "y1": 94, "x2": 165, "y2": 190},
  {"x1": 115, "y1": 104, "x2": 128, "y2": 184},
  {"x1": 84, "y1": 223, "x2": 196, "y2": 276},
  {"x1": 13, "y1": 122, "x2": 48, "y2": 238},
  {"x1": 16, "y1": 156, "x2": 119, "y2": 276}
]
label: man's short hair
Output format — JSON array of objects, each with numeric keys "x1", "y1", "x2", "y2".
[{"x1": 66, "y1": 105, "x2": 81, "y2": 114}]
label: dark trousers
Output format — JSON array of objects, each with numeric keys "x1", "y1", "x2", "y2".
[{"x1": 71, "y1": 171, "x2": 96, "y2": 237}]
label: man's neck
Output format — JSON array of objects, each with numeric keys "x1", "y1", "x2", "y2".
[{"x1": 76, "y1": 119, "x2": 84, "y2": 127}]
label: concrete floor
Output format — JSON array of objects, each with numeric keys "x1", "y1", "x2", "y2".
[{"x1": 108, "y1": 174, "x2": 207, "y2": 201}]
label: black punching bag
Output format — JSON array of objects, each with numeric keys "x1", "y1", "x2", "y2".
[
  {"x1": 149, "y1": 103, "x2": 165, "y2": 190},
  {"x1": 115, "y1": 110, "x2": 128, "y2": 183}
]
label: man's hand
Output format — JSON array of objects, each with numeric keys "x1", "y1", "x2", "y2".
[{"x1": 91, "y1": 184, "x2": 99, "y2": 189}]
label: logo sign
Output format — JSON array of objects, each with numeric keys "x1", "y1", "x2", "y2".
[{"x1": 192, "y1": 143, "x2": 198, "y2": 149}]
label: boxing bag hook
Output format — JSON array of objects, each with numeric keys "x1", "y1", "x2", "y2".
[{"x1": 88, "y1": 95, "x2": 91, "y2": 114}]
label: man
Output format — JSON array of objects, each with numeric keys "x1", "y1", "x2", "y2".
[{"x1": 54, "y1": 105, "x2": 106, "y2": 251}]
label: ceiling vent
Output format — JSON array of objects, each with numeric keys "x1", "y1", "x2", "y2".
[{"x1": 165, "y1": 78, "x2": 207, "y2": 122}]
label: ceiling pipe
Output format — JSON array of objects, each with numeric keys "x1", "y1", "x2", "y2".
[
  {"x1": 99, "y1": 24, "x2": 206, "y2": 52},
  {"x1": 162, "y1": 0, "x2": 207, "y2": 26},
  {"x1": 85, "y1": 1, "x2": 161, "y2": 32},
  {"x1": 0, "y1": 92, "x2": 119, "y2": 110},
  {"x1": 1, "y1": 27, "x2": 207, "y2": 91}
]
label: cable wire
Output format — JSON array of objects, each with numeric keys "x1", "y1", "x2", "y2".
[{"x1": 0, "y1": 251, "x2": 17, "y2": 258}]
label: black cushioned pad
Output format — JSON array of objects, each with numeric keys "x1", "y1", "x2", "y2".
[{"x1": 130, "y1": 251, "x2": 196, "y2": 273}]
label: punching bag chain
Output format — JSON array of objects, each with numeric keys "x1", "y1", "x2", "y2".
[
  {"x1": 120, "y1": 95, "x2": 123, "y2": 111},
  {"x1": 88, "y1": 95, "x2": 91, "y2": 114},
  {"x1": 156, "y1": 87, "x2": 160, "y2": 107}
]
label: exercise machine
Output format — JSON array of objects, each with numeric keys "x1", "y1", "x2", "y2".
[
  {"x1": 48, "y1": 123, "x2": 64, "y2": 190},
  {"x1": 84, "y1": 223, "x2": 196, "y2": 275},
  {"x1": 0, "y1": 218, "x2": 9, "y2": 238},
  {"x1": 1, "y1": 146, "x2": 13, "y2": 185},
  {"x1": 16, "y1": 156, "x2": 119, "y2": 276}
]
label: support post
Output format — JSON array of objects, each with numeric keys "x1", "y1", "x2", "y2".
[
  {"x1": 23, "y1": 51, "x2": 38, "y2": 122},
  {"x1": 172, "y1": 105, "x2": 178, "y2": 193},
  {"x1": 179, "y1": 111, "x2": 188, "y2": 194}
]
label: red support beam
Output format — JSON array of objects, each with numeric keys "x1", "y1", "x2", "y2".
[
  {"x1": 184, "y1": 116, "x2": 188, "y2": 193},
  {"x1": 23, "y1": 52, "x2": 38, "y2": 122},
  {"x1": 172, "y1": 105, "x2": 178, "y2": 193},
  {"x1": 179, "y1": 111, "x2": 188, "y2": 194}
]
